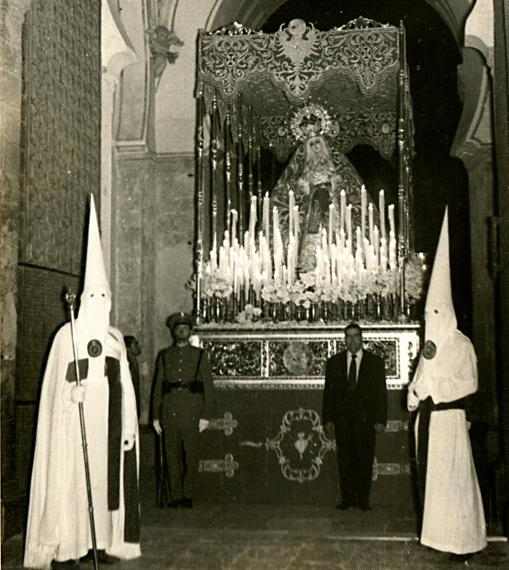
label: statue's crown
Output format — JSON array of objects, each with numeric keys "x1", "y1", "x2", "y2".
[{"x1": 290, "y1": 103, "x2": 332, "y2": 142}]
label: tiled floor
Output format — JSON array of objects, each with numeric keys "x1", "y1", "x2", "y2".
[{"x1": 4, "y1": 503, "x2": 508, "y2": 569}]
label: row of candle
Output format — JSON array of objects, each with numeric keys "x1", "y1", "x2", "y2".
[{"x1": 203, "y1": 188, "x2": 399, "y2": 299}]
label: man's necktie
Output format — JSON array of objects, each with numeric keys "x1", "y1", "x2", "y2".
[{"x1": 348, "y1": 354, "x2": 357, "y2": 391}]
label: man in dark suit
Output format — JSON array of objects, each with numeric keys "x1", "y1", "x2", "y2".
[
  {"x1": 322, "y1": 322, "x2": 387, "y2": 511},
  {"x1": 152, "y1": 312, "x2": 215, "y2": 508}
]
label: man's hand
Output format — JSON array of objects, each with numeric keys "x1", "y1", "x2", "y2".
[
  {"x1": 153, "y1": 419, "x2": 162, "y2": 436},
  {"x1": 199, "y1": 418, "x2": 210, "y2": 433},
  {"x1": 407, "y1": 389, "x2": 420, "y2": 412},
  {"x1": 323, "y1": 421, "x2": 335, "y2": 438},
  {"x1": 71, "y1": 385, "x2": 86, "y2": 403},
  {"x1": 374, "y1": 423, "x2": 385, "y2": 435}
]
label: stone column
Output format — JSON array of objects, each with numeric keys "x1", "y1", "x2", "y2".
[
  {"x1": 452, "y1": 47, "x2": 497, "y2": 425},
  {"x1": 493, "y1": 0, "x2": 509, "y2": 531},
  {"x1": 101, "y1": 0, "x2": 137, "y2": 278},
  {"x1": 451, "y1": 43, "x2": 498, "y2": 522},
  {"x1": 0, "y1": 0, "x2": 31, "y2": 539},
  {"x1": 111, "y1": 0, "x2": 157, "y2": 424}
]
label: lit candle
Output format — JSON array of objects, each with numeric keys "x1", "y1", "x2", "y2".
[
  {"x1": 231, "y1": 209, "x2": 238, "y2": 244},
  {"x1": 379, "y1": 190, "x2": 386, "y2": 242},
  {"x1": 293, "y1": 205, "x2": 299, "y2": 244},
  {"x1": 329, "y1": 203, "x2": 335, "y2": 251},
  {"x1": 263, "y1": 192, "x2": 270, "y2": 240},
  {"x1": 287, "y1": 235, "x2": 294, "y2": 286},
  {"x1": 361, "y1": 185, "x2": 367, "y2": 240},
  {"x1": 210, "y1": 248, "x2": 217, "y2": 271},
  {"x1": 273, "y1": 206, "x2": 279, "y2": 250},
  {"x1": 289, "y1": 190, "x2": 295, "y2": 239},
  {"x1": 373, "y1": 225, "x2": 380, "y2": 262},
  {"x1": 389, "y1": 239, "x2": 397, "y2": 271},
  {"x1": 388, "y1": 204, "x2": 395, "y2": 236},
  {"x1": 368, "y1": 203, "x2": 374, "y2": 245},
  {"x1": 249, "y1": 196, "x2": 257, "y2": 243},
  {"x1": 347, "y1": 204, "x2": 353, "y2": 243},
  {"x1": 380, "y1": 237, "x2": 387, "y2": 271},
  {"x1": 340, "y1": 190, "x2": 346, "y2": 233}
]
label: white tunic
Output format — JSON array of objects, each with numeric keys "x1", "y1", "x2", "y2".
[
  {"x1": 24, "y1": 326, "x2": 141, "y2": 568},
  {"x1": 409, "y1": 331, "x2": 487, "y2": 555}
]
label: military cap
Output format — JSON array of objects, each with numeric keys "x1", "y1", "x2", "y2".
[{"x1": 167, "y1": 311, "x2": 194, "y2": 331}]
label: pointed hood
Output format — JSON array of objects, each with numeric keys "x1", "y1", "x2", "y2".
[
  {"x1": 423, "y1": 207, "x2": 457, "y2": 357},
  {"x1": 82, "y1": 194, "x2": 111, "y2": 298},
  {"x1": 78, "y1": 195, "x2": 111, "y2": 343}
]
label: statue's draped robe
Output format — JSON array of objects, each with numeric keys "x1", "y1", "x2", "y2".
[
  {"x1": 409, "y1": 331, "x2": 487, "y2": 555},
  {"x1": 271, "y1": 137, "x2": 375, "y2": 271},
  {"x1": 24, "y1": 325, "x2": 141, "y2": 568}
]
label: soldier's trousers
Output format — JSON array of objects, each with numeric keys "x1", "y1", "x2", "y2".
[{"x1": 162, "y1": 402, "x2": 200, "y2": 501}]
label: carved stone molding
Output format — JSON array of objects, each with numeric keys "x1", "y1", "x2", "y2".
[
  {"x1": 464, "y1": 0, "x2": 494, "y2": 71},
  {"x1": 452, "y1": 47, "x2": 493, "y2": 170},
  {"x1": 101, "y1": 0, "x2": 137, "y2": 276},
  {"x1": 424, "y1": 0, "x2": 474, "y2": 48}
]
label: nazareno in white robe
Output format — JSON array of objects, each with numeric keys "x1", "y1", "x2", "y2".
[
  {"x1": 24, "y1": 325, "x2": 141, "y2": 568},
  {"x1": 409, "y1": 330, "x2": 487, "y2": 555}
]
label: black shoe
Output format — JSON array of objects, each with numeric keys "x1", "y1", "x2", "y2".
[
  {"x1": 448, "y1": 553, "x2": 475, "y2": 564},
  {"x1": 180, "y1": 497, "x2": 193, "y2": 508},
  {"x1": 359, "y1": 503, "x2": 372, "y2": 511},
  {"x1": 168, "y1": 499, "x2": 181, "y2": 508},
  {"x1": 51, "y1": 561, "x2": 78, "y2": 569},
  {"x1": 336, "y1": 502, "x2": 354, "y2": 510},
  {"x1": 97, "y1": 551, "x2": 120, "y2": 565},
  {"x1": 80, "y1": 549, "x2": 120, "y2": 565}
]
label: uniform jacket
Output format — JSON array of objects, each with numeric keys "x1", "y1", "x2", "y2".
[{"x1": 152, "y1": 344, "x2": 215, "y2": 421}]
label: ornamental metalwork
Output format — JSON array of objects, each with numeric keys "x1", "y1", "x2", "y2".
[
  {"x1": 203, "y1": 340, "x2": 262, "y2": 376},
  {"x1": 265, "y1": 408, "x2": 336, "y2": 483},
  {"x1": 207, "y1": 411, "x2": 239, "y2": 436},
  {"x1": 260, "y1": 110, "x2": 397, "y2": 162},
  {"x1": 199, "y1": 19, "x2": 400, "y2": 108},
  {"x1": 198, "y1": 453, "x2": 239, "y2": 478},
  {"x1": 200, "y1": 324, "x2": 419, "y2": 390},
  {"x1": 372, "y1": 457, "x2": 411, "y2": 480},
  {"x1": 269, "y1": 340, "x2": 328, "y2": 377}
]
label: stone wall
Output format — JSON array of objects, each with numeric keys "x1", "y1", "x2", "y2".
[
  {"x1": 0, "y1": 0, "x2": 101, "y2": 538},
  {"x1": 153, "y1": 153, "x2": 195, "y2": 352},
  {"x1": 111, "y1": 151, "x2": 195, "y2": 423}
]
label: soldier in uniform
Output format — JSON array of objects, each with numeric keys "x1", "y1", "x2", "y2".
[{"x1": 152, "y1": 312, "x2": 215, "y2": 508}]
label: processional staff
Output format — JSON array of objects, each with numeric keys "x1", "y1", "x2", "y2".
[{"x1": 64, "y1": 289, "x2": 99, "y2": 570}]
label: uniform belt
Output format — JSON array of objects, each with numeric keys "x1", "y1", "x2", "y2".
[{"x1": 162, "y1": 381, "x2": 203, "y2": 394}]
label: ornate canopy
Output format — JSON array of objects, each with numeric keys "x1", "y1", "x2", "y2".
[
  {"x1": 193, "y1": 17, "x2": 416, "y2": 325},
  {"x1": 197, "y1": 17, "x2": 412, "y2": 162}
]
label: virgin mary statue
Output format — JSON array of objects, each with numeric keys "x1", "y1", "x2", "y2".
[{"x1": 271, "y1": 106, "x2": 376, "y2": 272}]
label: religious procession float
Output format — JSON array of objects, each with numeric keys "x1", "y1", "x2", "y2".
[{"x1": 190, "y1": 17, "x2": 423, "y2": 504}]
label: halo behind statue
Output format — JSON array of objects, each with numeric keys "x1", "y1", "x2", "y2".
[{"x1": 290, "y1": 103, "x2": 332, "y2": 142}]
